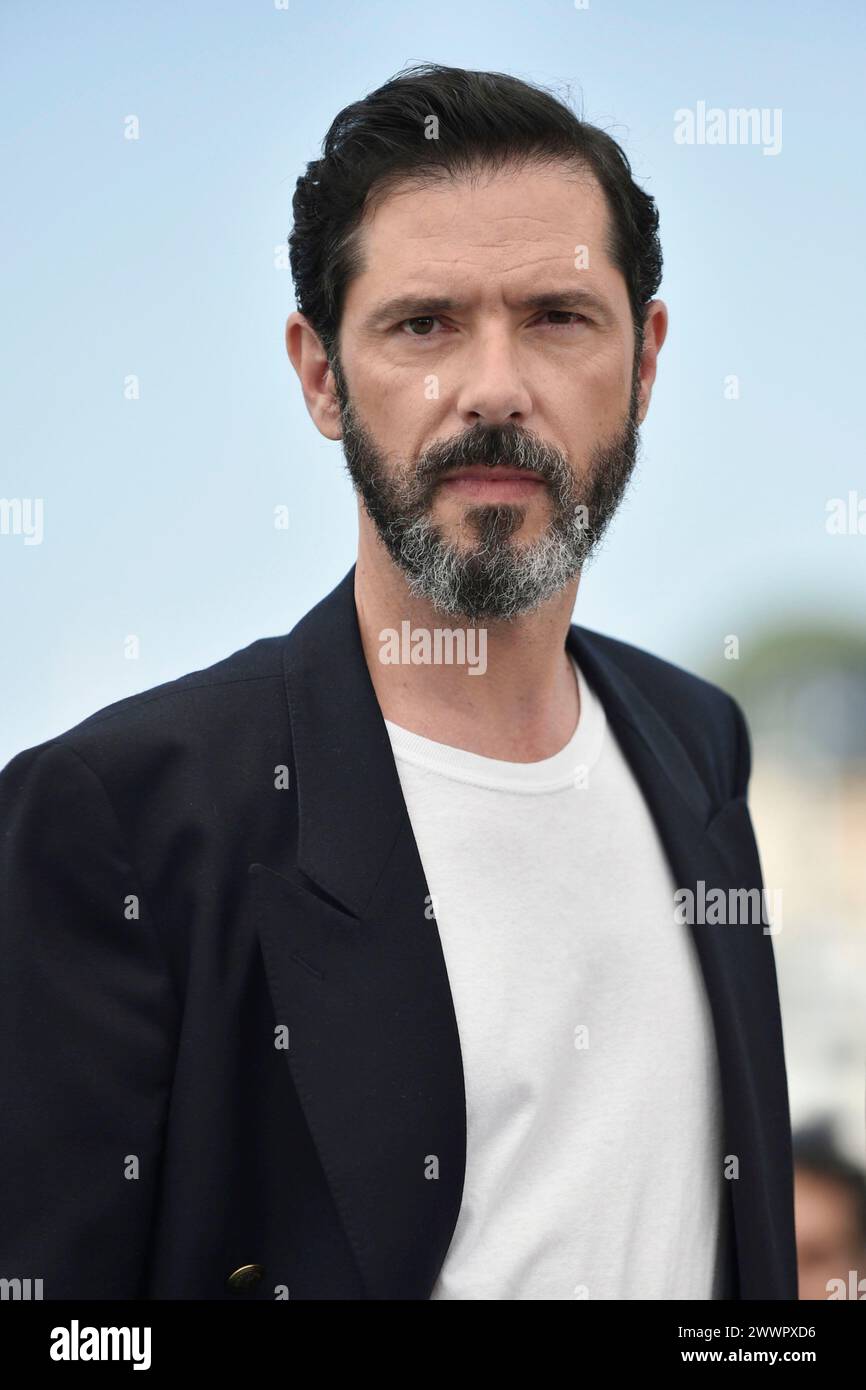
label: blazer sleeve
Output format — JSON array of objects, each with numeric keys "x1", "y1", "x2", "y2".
[{"x1": 0, "y1": 739, "x2": 179, "y2": 1299}]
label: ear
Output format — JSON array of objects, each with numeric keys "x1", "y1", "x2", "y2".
[
  {"x1": 284, "y1": 312, "x2": 342, "y2": 440},
  {"x1": 634, "y1": 300, "x2": 668, "y2": 425}
]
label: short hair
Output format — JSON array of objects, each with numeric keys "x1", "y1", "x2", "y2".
[{"x1": 288, "y1": 62, "x2": 662, "y2": 365}]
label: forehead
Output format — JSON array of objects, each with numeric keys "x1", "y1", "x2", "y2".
[{"x1": 346, "y1": 162, "x2": 619, "y2": 299}]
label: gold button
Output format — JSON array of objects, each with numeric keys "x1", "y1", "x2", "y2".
[{"x1": 226, "y1": 1263, "x2": 264, "y2": 1292}]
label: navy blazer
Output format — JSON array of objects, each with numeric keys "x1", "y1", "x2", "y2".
[{"x1": 0, "y1": 564, "x2": 798, "y2": 1300}]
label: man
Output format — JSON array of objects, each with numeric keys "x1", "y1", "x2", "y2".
[{"x1": 0, "y1": 63, "x2": 796, "y2": 1300}]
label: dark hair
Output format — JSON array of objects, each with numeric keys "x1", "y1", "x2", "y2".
[
  {"x1": 288, "y1": 63, "x2": 662, "y2": 366},
  {"x1": 794, "y1": 1121, "x2": 866, "y2": 1246}
]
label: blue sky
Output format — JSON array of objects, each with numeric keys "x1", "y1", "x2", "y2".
[{"x1": 2, "y1": 0, "x2": 864, "y2": 765}]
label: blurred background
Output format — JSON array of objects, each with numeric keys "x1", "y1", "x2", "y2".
[{"x1": 2, "y1": 0, "x2": 864, "y2": 1297}]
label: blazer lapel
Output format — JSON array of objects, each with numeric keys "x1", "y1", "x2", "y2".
[
  {"x1": 249, "y1": 567, "x2": 466, "y2": 1300},
  {"x1": 567, "y1": 624, "x2": 795, "y2": 1298}
]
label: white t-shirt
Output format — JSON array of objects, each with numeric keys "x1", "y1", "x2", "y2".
[{"x1": 384, "y1": 654, "x2": 729, "y2": 1300}]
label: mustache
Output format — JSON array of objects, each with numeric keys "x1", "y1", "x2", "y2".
[{"x1": 414, "y1": 423, "x2": 569, "y2": 487}]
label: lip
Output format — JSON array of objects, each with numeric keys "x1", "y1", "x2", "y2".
[
  {"x1": 440, "y1": 466, "x2": 542, "y2": 482},
  {"x1": 437, "y1": 467, "x2": 547, "y2": 502}
]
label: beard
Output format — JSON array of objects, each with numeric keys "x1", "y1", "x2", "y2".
[{"x1": 335, "y1": 360, "x2": 642, "y2": 622}]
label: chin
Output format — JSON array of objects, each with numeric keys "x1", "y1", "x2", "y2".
[{"x1": 436, "y1": 501, "x2": 538, "y2": 532}]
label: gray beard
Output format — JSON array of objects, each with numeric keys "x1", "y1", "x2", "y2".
[{"x1": 337, "y1": 369, "x2": 642, "y2": 622}]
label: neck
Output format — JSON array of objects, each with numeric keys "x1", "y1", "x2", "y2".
[{"x1": 354, "y1": 538, "x2": 581, "y2": 763}]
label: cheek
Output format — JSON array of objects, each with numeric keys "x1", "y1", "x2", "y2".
[
  {"x1": 551, "y1": 391, "x2": 625, "y2": 455},
  {"x1": 538, "y1": 335, "x2": 631, "y2": 416},
  {"x1": 346, "y1": 356, "x2": 446, "y2": 449},
  {"x1": 375, "y1": 394, "x2": 444, "y2": 456},
  {"x1": 354, "y1": 396, "x2": 437, "y2": 473}
]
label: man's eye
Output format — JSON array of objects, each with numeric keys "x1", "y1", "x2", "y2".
[
  {"x1": 541, "y1": 311, "x2": 588, "y2": 327},
  {"x1": 396, "y1": 311, "x2": 587, "y2": 336},
  {"x1": 400, "y1": 316, "x2": 441, "y2": 336}
]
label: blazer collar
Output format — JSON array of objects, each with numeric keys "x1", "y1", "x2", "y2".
[{"x1": 281, "y1": 563, "x2": 716, "y2": 917}]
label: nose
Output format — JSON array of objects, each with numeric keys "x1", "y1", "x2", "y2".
[{"x1": 454, "y1": 326, "x2": 533, "y2": 427}]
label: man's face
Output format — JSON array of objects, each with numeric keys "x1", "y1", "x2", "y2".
[{"x1": 326, "y1": 162, "x2": 656, "y2": 620}]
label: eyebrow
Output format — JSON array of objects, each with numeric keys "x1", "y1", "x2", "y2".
[{"x1": 362, "y1": 287, "x2": 614, "y2": 332}]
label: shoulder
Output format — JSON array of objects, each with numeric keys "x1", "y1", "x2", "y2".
[
  {"x1": 575, "y1": 624, "x2": 734, "y2": 712},
  {"x1": 0, "y1": 631, "x2": 289, "y2": 790}
]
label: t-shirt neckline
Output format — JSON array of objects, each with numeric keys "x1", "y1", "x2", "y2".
[{"x1": 383, "y1": 653, "x2": 606, "y2": 794}]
